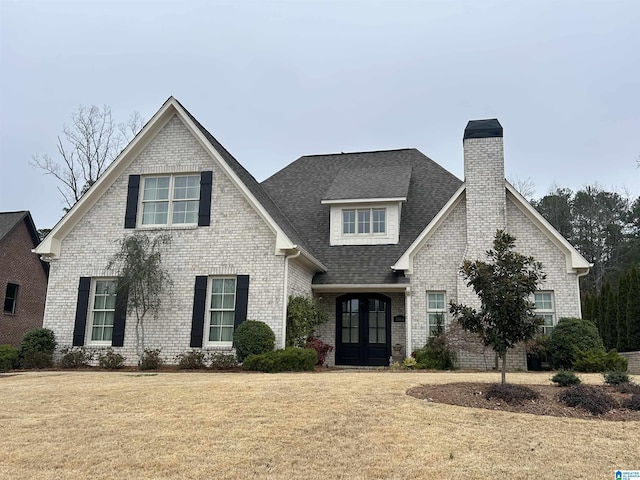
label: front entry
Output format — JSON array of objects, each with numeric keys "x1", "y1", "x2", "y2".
[{"x1": 336, "y1": 293, "x2": 391, "y2": 366}]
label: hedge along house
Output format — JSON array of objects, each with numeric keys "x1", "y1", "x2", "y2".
[{"x1": 35, "y1": 98, "x2": 590, "y2": 368}]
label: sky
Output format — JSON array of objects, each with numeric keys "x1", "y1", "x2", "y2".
[{"x1": 1, "y1": 0, "x2": 639, "y2": 229}]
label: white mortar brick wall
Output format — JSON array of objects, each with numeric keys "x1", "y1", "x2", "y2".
[
  {"x1": 287, "y1": 259, "x2": 314, "y2": 298},
  {"x1": 43, "y1": 115, "x2": 293, "y2": 365}
]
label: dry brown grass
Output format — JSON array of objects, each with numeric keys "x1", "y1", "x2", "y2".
[{"x1": 2, "y1": 370, "x2": 638, "y2": 479}]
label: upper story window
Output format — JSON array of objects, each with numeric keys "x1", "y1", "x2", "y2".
[
  {"x1": 343, "y1": 208, "x2": 386, "y2": 235},
  {"x1": 141, "y1": 175, "x2": 200, "y2": 226},
  {"x1": 3, "y1": 283, "x2": 19, "y2": 314},
  {"x1": 534, "y1": 291, "x2": 555, "y2": 335}
]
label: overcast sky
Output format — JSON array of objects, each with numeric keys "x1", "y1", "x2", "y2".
[{"x1": 1, "y1": 0, "x2": 638, "y2": 229}]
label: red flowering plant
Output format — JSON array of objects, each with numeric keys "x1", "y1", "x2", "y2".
[{"x1": 304, "y1": 336, "x2": 334, "y2": 366}]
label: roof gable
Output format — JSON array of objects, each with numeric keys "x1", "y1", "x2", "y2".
[
  {"x1": 35, "y1": 97, "x2": 324, "y2": 270},
  {"x1": 0, "y1": 211, "x2": 40, "y2": 246}
]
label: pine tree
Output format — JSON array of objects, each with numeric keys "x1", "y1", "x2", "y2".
[
  {"x1": 616, "y1": 272, "x2": 630, "y2": 351},
  {"x1": 626, "y1": 265, "x2": 640, "y2": 351}
]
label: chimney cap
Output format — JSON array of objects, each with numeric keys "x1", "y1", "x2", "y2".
[{"x1": 463, "y1": 119, "x2": 503, "y2": 139}]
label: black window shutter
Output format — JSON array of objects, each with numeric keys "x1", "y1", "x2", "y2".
[
  {"x1": 124, "y1": 175, "x2": 141, "y2": 228},
  {"x1": 198, "y1": 171, "x2": 213, "y2": 226},
  {"x1": 112, "y1": 284, "x2": 128, "y2": 347},
  {"x1": 72, "y1": 277, "x2": 91, "y2": 346},
  {"x1": 190, "y1": 276, "x2": 208, "y2": 347},
  {"x1": 234, "y1": 275, "x2": 250, "y2": 329}
]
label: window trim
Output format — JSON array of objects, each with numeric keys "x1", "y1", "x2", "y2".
[
  {"x1": 205, "y1": 276, "x2": 237, "y2": 347},
  {"x1": 139, "y1": 174, "x2": 201, "y2": 227},
  {"x1": 534, "y1": 291, "x2": 555, "y2": 335},
  {"x1": 88, "y1": 278, "x2": 118, "y2": 346},
  {"x1": 342, "y1": 207, "x2": 386, "y2": 235},
  {"x1": 426, "y1": 291, "x2": 446, "y2": 336},
  {"x1": 3, "y1": 283, "x2": 19, "y2": 314}
]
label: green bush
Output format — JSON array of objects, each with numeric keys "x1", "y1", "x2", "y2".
[
  {"x1": 139, "y1": 349, "x2": 163, "y2": 370},
  {"x1": 603, "y1": 371, "x2": 630, "y2": 386},
  {"x1": 547, "y1": 318, "x2": 603, "y2": 370},
  {"x1": 286, "y1": 296, "x2": 328, "y2": 347},
  {"x1": 176, "y1": 350, "x2": 207, "y2": 370},
  {"x1": 22, "y1": 350, "x2": 54, "y2": 369},
  {"x1": 59, "y1": 347, "x2": 93, "y2": 368},
  {"x1": 414, "y1": 334, "x2": 457, "y2": 370},
  {"x1": 234, "y1": 320, "x2": 275, "y2": 363},
  {"x1": 208, "y1": 352, "x2": 239, "y2": 369},
  {"x1": 573, "y1": 348, "x2": 627, "y2": 373},
  {"x1": 551, "y1": 371, "x2": 581, "y2": 387},
  {"x1": 0, "y1": 345, "x2": 19, "y2": 372},
  {"x1": 243, "y1": 347, "x2": 317, "y2": 373},
  {"x1": 98, "y1": 348, "x2": 126, "y2": 369}
]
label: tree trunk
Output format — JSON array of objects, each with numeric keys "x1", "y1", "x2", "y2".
[{"x1": 501, "y1": 351, "x2": 507, "y2": 384}]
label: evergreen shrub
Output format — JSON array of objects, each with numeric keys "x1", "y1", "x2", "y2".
[
  {"x1": 234, "y1": 320, "x2": 275, "y2": 363},
  {"x1": 242, "y1": 347, "x2": 317, "y2": 373}
]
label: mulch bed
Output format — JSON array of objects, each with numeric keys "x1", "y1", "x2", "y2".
[{"x1": 406, "y1": 382, "x2": 640, "y2": 421}]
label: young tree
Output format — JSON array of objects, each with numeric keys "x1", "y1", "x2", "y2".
[
  {"x1": 107, "y1": 233, "x2": 172, "y2": 364},
  {"x1": 32, "y1": 105, "x2": 144, "y2": 210},
  {"x1": 286, "y1": 295, "x2": 328, "y2": 347},
  {"x1": 449, "y1": 230, "x2": 545, "y2": 384}
]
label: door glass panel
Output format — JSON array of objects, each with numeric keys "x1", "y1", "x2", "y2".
[
  {"x1": 341, "y1": 300, "x2": 359, "y2": 343},
  {"x1": 368, "y1": 299, "x2": 386, "y2": 344}
]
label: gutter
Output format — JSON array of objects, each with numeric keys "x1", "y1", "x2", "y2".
[{"x1": 282, "y1": 248, "x2": 302, "y2": 349}]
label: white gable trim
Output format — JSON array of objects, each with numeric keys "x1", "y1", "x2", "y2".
[
  {"x1": 34, "y1": 97, "x2": 311, "y2": 263},
  {"x1": 392, "y1": 182, "x2": 591, "y2": 275},
  {"x1": 392, "y1": 184, "x2": 466, "y2": 274}
]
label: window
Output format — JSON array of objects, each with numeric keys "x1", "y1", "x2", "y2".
[
  {"x1": 427, "y1": 292, "x2": 446, "y2": 336},
  {"x1": 207, "y1": 277, "x2": 237, "y2": 346},
  {"x1": 141, "y1": 175, "x2": 200, "y2": 226},
  {"x1": 535, "y1": 292, "x2": 555, "y2": 335},
  {"x1": 3, "y1": 283, "x2": 19, "y2": 314},
  {"x1": 90, "y1": 279, "x2": 117, "y2": 344},
  {"x1": 342, "y1": 208, "x2": 386, "y2": 235}
]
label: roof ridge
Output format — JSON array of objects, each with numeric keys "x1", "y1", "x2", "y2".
[{"x1": 300, "y1": 148, "x2": 418, "y2": 158}]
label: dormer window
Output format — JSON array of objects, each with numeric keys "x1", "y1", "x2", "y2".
[{"x1": 343, "y1": 208, "x2": 386, "y2": 235}]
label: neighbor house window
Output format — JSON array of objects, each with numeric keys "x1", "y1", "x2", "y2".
[
  {"x1": 427, "y1": 292, "x2": 446, "y2": 336},
  {"x1": 342, "y1": 208, "x2": 386, "y2": 235},
  {"x1": 90, "y1": 279, "x2": 117, "y2": 344},
  {"x1": 3, "y1": 283, "x2": 19, "y2": 314},
  {"x1": 141, "y1": 175, "x2": 200, "y2": 226},
  {"x1": 207, "y1": 277, "x2": 236, "y2": 346},
  {"x1": 535, "y1": 291, "x2": 555, "y2": 335}
]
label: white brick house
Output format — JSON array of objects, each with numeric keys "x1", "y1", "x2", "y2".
[{"x1": 36, "y1": 98, "x2": 590, "y2": 368}]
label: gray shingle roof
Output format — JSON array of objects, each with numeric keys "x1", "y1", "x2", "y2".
[
  {"x1": 0, "y1": 211, "x2": 33, "y2": 243},
  {"x1": 323, "y1": 165, "x2": 412, "y2": 201},
  {"x1": 261, "y1": 149, "x2": 463, "y2": 285}
]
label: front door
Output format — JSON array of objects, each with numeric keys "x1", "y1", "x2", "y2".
[{"x1": 336, "y1": 294, "x2": 391, "y2": 366}]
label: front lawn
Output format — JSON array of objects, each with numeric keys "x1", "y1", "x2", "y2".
[{"x1": 1, "y1": 371, "x2": 637, "y2": 479}]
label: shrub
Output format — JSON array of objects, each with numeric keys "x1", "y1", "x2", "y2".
[
  {"x1": 574, "y1": 348, "x2": 628, "y2": 373},
  {"x1": 234, "y1": 320, "x2": 275, "y2": 363},
  {"x1": 286, "y1": 296, "x2": 328, "y2": 347},
  {"x1": 176, "y1": 350, "x2": 207, "y2": 370},
  {"x1": 0, "y1": 345, "x2": 19, "y2": 372},
  {"x1": 139, "y1": 349, "x2": 163, "y2": 370},
  {"x1": 59, "y1": 347, "x2": 93, "y2": 368},
  {"x1": 485, "y1": 383, "x2": 540, "y2": 404},
  {"x1": 617, "y1": 382, "x2": 640, "y2": 394},
  {"x1": 547, "y1": 318, "x2": 604, "y2": 370},
  {"x1": 243, "y1": 347, "x2": 317, "y2": 373},
  {"x1": 413, "y1": 333, "x2": 457, "y2": 370},
  {"x1": 304, "y1": 336, "x2": 333, "y2": 366},
  {"x1": 551, "y1": 371, "x2": 581, "y2": 387},
  {"x1": 208, "y1": 352, "x2": 239, "y2": 370},
  {"x1": 98, "y1": 348, "x2": 126, "y2": 369},
  {"x1": 558, "y1": 384, "x2": 617, "y2": 415},
  {"x1": 22, "y1": 350, "x2": 54, "y2": 369},
  {"x1": 622, "y1": 394, "x2": 640, "y2": 411},
  {"x1": 19, "y1": 328, "x2": 57, "y2": 368},
  {"x1": 603, "y1": 371, "x2": 630, "y2": 386},
  {"x1": 402, "y1": 357, "x2": 417, "y2": 369}
]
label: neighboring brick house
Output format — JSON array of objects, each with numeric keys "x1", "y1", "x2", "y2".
[
  {"x1": 35, "y1": 98, "x2": 590, "y2": 368},
  {"x1": 1, "y1": 211, "x2": 48, "y2": 345}
]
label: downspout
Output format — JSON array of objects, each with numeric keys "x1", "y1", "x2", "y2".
[
  {"x1": 576, "y1": 268, "x2": 591, "y2": 318},
  {"x1": 405, "y1": 286, "x2": 412, "y2": 359},
  {"x1": 282, "y1": 249, "x2": 302, "y2": 349}
]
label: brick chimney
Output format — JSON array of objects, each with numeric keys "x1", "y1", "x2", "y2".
[{"x1": 463, "y1": 119, "x2": 506, "y2": 260}]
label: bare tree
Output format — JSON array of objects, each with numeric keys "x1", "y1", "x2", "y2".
[
  {"x1": 31, "y1": 105, "x2": 144, "y2": 210},
  {"x1": 507, "y1": 175, "x2": 536, "y2": 201}
]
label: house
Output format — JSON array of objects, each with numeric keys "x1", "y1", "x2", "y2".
[
  {"x1": 35, "y1": 97, "x2": 590, "y2": 368},
  {"x1": 1, "y1": 211, "x2": 48, "y2": 345}
]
